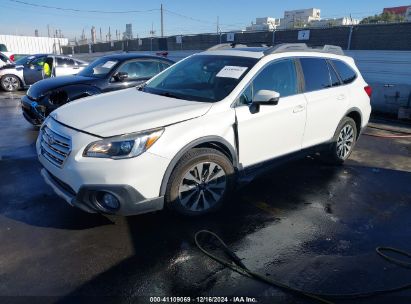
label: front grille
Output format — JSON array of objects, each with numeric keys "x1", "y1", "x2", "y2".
[{"x1": 40, "y1": 125, "x2": 71, "y2": 168}]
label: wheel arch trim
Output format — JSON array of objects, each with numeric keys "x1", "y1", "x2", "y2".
[{"x1": 159, "y1": 136, "x2": 238, "y2": 196}]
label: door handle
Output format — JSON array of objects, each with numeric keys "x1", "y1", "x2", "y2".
[
  {"x1": 337, "y1": 94, "x2": 346, "y2": 100},
  {"x1": 293, "y1": 104, "x2": 305, "y2": 113}
]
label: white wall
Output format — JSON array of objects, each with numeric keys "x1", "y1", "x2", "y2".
[{"x1": 0, "y1": 35, "x2": 68, "y2": 54}]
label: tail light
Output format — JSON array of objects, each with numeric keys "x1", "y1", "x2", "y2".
[
  {"x1": 364, "y1": 85, "x2": 372, "y2": 98},
  {"x1": 10, "y1": 54, "x2": 15, "y2": 62}
]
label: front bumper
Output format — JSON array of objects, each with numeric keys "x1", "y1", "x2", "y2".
[
  {"x1": 21, "y1": 95, "x2": 45, "y2": 126},
  {"x1": 40, "y1": 169, "x2": 164, "y2": 215},
  {"x1": 37, "y1": 119, "x2": 170, "y2": 216}
]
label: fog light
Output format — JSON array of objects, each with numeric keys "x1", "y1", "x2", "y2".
[{"x1": 95, "y1": 191, "x2": 120, "y2": 211}]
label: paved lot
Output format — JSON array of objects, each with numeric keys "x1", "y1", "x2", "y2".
[{"x1": 0, "y1": 90, "x2": 410, "y2": 303}]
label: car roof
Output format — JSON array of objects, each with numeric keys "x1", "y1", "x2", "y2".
[
  {"x1": 200, "y1": 44, "x2": 347, "y2": 60},
  {"x1": 101, "y1": 53, "x2": 174, "y2": 62},
  {"x1": 199, "y1": 48, "x2": 267, "y2": 59}
]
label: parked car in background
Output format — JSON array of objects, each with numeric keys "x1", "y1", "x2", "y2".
[
  {"x1": 0, "y1": 44, "x2": 15, "y2": 63},
  {"x1": 21, "y1": 53, "x2": 174, "y2": 126},
  {"x1": 0, "y1": 52, "x2": 12, "y2": 68},
  {"x1": 0, "y1": 54, "x2": 88, "y2": 92},
  {"x1": 37, "y1": 44, "x2": 371, "y2": 217}
]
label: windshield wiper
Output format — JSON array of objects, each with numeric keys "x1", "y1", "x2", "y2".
[
  {"x1": 137, "y1": 83, "x2": 146, "y2": 91},
  {"x1": 159, "y1": 91, "x2": 183, "y2": 100}
]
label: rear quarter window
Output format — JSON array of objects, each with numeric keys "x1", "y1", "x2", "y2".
[{"x1": 332, "y1": 60, "x2": 357, "y2": 84}]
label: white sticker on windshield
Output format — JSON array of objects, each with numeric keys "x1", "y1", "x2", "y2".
[
  {"x1": 216, "y1": 66, "x2": 248, "y2": 79},
  {"x1": 101, "y1": 60, "x2": 117, "y2": 69}
]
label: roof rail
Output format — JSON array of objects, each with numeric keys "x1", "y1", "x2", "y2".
[
  {"x1": 263, "y1": 43, "x2": 344, "y2": 56},
  {"x1": 206, "y1": 42, "x2": 272, "y2": 51}
]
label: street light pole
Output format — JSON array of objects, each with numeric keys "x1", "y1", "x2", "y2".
[{"x1": 161, "y1": 4, "x2": 164, "y2": 37}]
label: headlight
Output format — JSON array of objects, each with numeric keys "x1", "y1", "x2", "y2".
[{"x1": 83, "y1": 128, "x2": 164, "y2": 159}]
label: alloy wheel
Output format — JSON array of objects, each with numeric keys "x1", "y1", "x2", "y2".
[
  {"x1": 2, "y1": 76, "x2": 19, "y2": 91},
  {"x1": 337, "y1": 124, "x2": 354, "y2": 159},
  {"x1": 178, "y1": 161, "x2": 227, "y2": 212}
]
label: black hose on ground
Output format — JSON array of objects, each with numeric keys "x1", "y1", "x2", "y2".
[{"x1": 195, "y1": 230, "x2": 411, "y2": 304}]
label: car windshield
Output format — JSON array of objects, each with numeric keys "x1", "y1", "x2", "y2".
[
  {"x1": 144, "y1": 55, "x2": 258, "y2": 102},
  {"x1": 78, "y1": 57, "x2": 119, "y2": 78},
  {"x1": 14, "y1": 56, "x2": 30, "y2": 65}
]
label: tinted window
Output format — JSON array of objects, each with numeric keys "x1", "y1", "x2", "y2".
[
  {"x1": 117, "y1": 60, "x2": 161, "y2": 80},
  {"x1": 300, "y1": 58, "x2": 331, "y2": 92},
  {"x1": 0, "y1": 53, "x2": 8, "y2": 63},
  {"x1": 328, "y1": 62, "x2": 341, "y2": 87},
  {"x1": 57, "y1": 57, "x2": 75, "y2": 66},
  {"x1": 78, "y1": 58, "x2": 119, "y2": 78},
  {"x1": 332, "y1": 60, "x2": 357, "y2": 84},
  {"x1": 160, "y1": 61, "x2": 172, "y2": 70},
  {"x1": 30, "y1": 56, "x2": 47, "y2": 67},
  {"x1": 239, "y1": 59, "x2": 298, "y2": 105},
  {"x1": 145, "y1": 55, "x2": 257, "y2": 103},
  {"x1": 15, "y1": 56, "x2": 30, "y2": 65}
]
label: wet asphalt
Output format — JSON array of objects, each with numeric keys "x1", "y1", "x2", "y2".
[{"x1": 0, "y1": 90, "x2": 410, "y2": 304}]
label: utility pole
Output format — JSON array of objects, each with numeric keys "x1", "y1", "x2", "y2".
[
  {"x1": 160, "y1": 4, "x2": 164, "y2": 37},
  {"x1": 47, "y1": 24, "x2": 50, "y2": 37},
  {"x1": 99, "y1": 27, "x2": 102, "y2": 41},
  {"x1": 217, "y1": 16, "x2": 219, "y2": 34}
]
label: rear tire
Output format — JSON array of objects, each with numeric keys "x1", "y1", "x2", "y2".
[
  {"x1": 165, "y1": 148, "x2": 235, "y2": 216},
  {"x1": 324, "y1": 117, "x2": 357, "y2": 165},
  {"x1": 1, "y1": 75, "x2": 21, "y2": 92}
]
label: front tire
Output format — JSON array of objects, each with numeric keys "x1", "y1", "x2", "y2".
[
  {"x1": 1, "y1": 75, "x2": 21, "y2": 92},
  {"x1": 165, "y1": 148, "x2": 235, "y2": 216},
  {"x1": 324, "y1": 117, "x2": 357, "y2": 165}
]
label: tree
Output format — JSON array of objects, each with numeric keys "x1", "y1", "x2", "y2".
[{"x1": 360, "y1": 12, "x2": 405, "y2": 24}]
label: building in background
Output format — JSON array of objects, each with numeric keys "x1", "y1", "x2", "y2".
[
  {"x1": 310, "y1": 17, "x2": 360, "y2": 28},
  {"x1": 91, "y1": 26, "x2": 97, "y2": 44},
  {"x1": 383, "y1": 5, "x2": 411, "y2": 16},
  {"x1": 279, "y1": 8, "x2": 321, "y2": 29},
  {"x1": 123, "y1": 24, "x2": 133, "y2": 40},
  {"x1": 246, "y1": 17, "x2": 280, "y2": 31}
]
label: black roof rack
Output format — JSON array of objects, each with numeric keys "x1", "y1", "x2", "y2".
[
  {"x1": 206, "y1": 43, "x2": 344, "y2": 56},
  {"x1": 206, "y1": 42, "x2": 272, "y2": 51},
  {"x1": 263, "y1": 43, "x2": 344, "y2": 56}
]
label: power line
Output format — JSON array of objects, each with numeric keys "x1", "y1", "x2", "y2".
[{"x1": 9, "y1": 0, "x2": 160, "y2": 14}]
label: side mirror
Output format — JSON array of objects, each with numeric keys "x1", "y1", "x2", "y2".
[
  {"x1": 253, "y1": 90, "x2": 280, "y2": 105},
  {"x1": 114, "y1": 71, "x2": 128, "y2": 82},
  {"x1": 29, "y1": 64, "x2": 35, "y2": 70}
]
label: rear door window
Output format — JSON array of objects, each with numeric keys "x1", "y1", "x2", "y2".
[
  {"x1": 331, "y1": 60, "x2": 357, "y2": 84},
  {"x1": 300, "y1": 58, "x2": 332, "y2": 92},
  {"x1": 57, "y1": 57, "x2": 75, "y2": 66}
]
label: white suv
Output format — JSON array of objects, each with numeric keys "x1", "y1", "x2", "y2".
[{"x1": 37, "y1": 44, "x2": 372, "y2": 216}]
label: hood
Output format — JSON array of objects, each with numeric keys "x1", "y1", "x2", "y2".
[
  {"x1": 28, "y1": 75, "x2": 96, "y2": 99},
  {"x1": 0, "y1": 64, "x2": 19, "y2": 70},
  {"x1": 52, "y1": 88, "x2": 212, "y2": 137}
]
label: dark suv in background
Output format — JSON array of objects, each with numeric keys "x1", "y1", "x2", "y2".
[{"x1": 21, "y1": 53, "x2": 174, "y2": 126}]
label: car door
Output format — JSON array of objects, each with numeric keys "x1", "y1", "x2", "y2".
[
  {"x1": 299, "y1": 57, "x2": 349, "y2": 149},
  {"x1": 23, "y1": 56, "x2": 46, "y2": 85},
  {"x1": 106, "y1": 59, "x2": 164, "y2": 92},
  {"x1": 234, "y1": 59, "x2": 307, "y2": 167}
]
